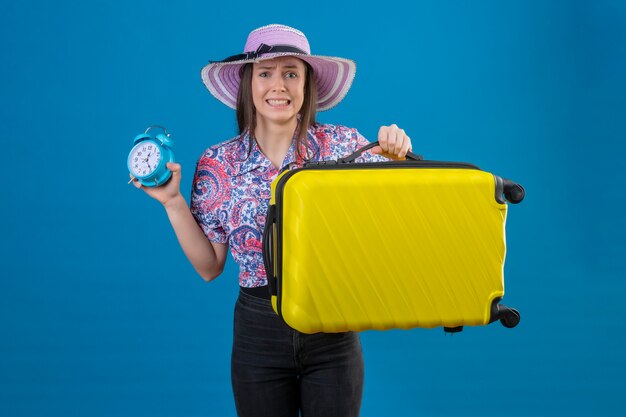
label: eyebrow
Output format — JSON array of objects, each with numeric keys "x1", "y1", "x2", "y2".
[{"x1": 256, "y1": 64, "x2": 301, "y2": 70}]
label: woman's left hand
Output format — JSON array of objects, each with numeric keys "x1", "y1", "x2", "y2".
[{"x1": 371, "y1": 124, "x2": 412, "y2": 160}]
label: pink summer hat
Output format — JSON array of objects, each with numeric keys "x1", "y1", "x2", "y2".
[{"x1": 200, "y1": 24, "x2": 357, "y2": 111}]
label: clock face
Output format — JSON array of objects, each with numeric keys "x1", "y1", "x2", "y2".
[{"x1": 128, "y1": 141, "x2": 162, "y2": 177}]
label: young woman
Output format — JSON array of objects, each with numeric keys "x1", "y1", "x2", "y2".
[{"x1": 133, "y1": 24, "x2": 413, "y2": 417}]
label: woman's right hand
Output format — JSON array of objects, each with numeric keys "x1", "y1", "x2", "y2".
[{"x1": 130, "y1": 162, "x2": 183, "y2": 206}]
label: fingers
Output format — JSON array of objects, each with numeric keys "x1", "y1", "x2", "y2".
[
  {"x1": 128, "y1": 162, "x2": 182, "y2": 190},
  {"x1": 398, "y1": 134, "x2": 411, "y2": 158},
  {"x1": 167, "y1": 163, "x2": 182, "y2": 188},
  {"x1": 167, "y1": 162, "x2": 181, "y2": 176},
  {"x1": 378, "y1": 125, "x2": 390, "y2": 152},
  {"x1": 129, "y1": 173, "x2": 142, "y2": 189},
  {"x1": 378, "y1": 124, "x2": 402, "y2": 155},
  {"x1": 378, "y1": 124, "x2": 412, "y2": 159}
]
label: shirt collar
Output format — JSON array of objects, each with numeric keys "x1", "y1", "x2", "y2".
[
  {"x1": 225, "y1": 130, "x2": 270, "y2": 176},
  {"x1": 227, "y1": 127, "x2": 321, "y2": 176}
]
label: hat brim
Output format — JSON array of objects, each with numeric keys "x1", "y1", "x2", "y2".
[{"x1": 200, "y1": 53, "x2": 356, "y2": 112}]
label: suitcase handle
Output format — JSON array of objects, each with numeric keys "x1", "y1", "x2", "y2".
[
  {"x1": 262, "y1": 204, "x2": 278, "y2": 296},
  {"x1": 339, "y1": 141, "x2": 424, "y2": 164}
]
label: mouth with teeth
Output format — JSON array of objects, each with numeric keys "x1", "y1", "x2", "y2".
[{"x1": 266, "y1": 99, "x2": 291, "y2": 107}]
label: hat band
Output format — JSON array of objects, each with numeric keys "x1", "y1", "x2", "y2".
[{"x1": 215, "y1": 43, "x2": 308, "y2": 63}]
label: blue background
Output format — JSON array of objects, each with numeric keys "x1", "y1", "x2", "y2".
[{"x1": 2, "y1": 0, "x2": 625, "y2": 416}]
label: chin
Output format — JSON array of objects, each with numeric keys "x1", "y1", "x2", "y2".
[{"x1": 260, "y1": 112, "x2": 298, "y2": 125}]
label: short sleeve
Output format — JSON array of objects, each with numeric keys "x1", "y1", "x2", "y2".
[{"x1": 190, "y1": 152, "x2": 229, "y2": 244}]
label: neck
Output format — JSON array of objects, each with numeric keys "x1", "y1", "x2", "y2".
[{"x1": 254, "y1": 117, "x2": 298, "y2": 168}]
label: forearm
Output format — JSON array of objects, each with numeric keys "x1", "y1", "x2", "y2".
[{"x1": 163, "y1": 194, "x2": 224, "y2": 281}]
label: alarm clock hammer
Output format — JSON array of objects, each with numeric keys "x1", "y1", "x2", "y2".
[{"x1": 127, "y1": 126, "x2": 175, "y2": 187}]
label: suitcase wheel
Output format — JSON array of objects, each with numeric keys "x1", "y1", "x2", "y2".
[
  {"x1": 444, "y1": 326, "x2": 464, "y2": 334},
  {"x1": 499, "y1": 308, "x2": 521, "y2": 328},
  {"x1": 503, "y1": 180, "x2": 525, "y2": 204}
]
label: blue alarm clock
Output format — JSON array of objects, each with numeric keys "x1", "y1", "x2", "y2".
[{"x1": 127, "y1": 126, "x2": 175, "y2": 187}]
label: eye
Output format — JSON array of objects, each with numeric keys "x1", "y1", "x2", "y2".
[
  {"x1": 258, "y1": 72, "x2": 269, "y2": 78},
  {"x1": 285, "y1": 72, "x2": 298, "y2": 79}
]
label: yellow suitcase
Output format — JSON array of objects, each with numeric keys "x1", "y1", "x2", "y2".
[{"x1": 263, "y1": 142, "x2": 524, "y2": 334}]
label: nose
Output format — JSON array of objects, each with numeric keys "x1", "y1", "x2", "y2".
[{"x1": 271, "y1": 75, "x2": 286, "y2": 92}]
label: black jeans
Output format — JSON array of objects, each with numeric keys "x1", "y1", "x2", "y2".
[{"x1": 231, "y1": 290, "x2": 365, "y2": 417}]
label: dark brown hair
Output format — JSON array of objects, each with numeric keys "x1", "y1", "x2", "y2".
[{"x1": 236, "y1": 61, "x2": 318, "y2": 161}]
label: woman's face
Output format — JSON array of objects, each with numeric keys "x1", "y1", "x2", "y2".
[{"x1": 251, "y1": 56, "x2": 306, "y2": 127}]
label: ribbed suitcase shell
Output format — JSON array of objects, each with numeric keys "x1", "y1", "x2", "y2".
[{"x1": 265, "y1": 161, "x2": 512, "y2": 334}]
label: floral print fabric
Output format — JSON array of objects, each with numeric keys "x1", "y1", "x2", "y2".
[{"x1": 190, "y1": 123, "x2": 384, "y2": 288}]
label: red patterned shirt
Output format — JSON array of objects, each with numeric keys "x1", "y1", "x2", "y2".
[{"x1": 190, "y1": 123, "x2": 383, "y2": 288}]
